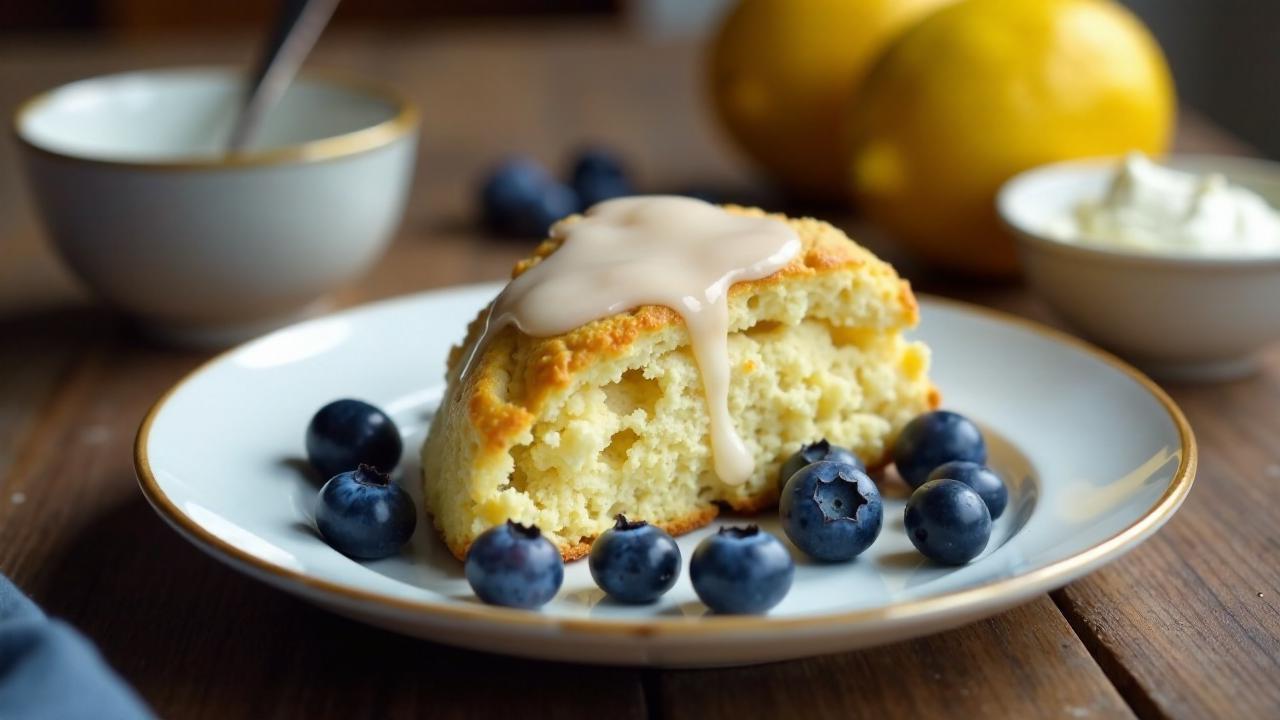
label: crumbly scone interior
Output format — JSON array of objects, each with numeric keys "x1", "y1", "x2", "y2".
[{"x1": 422, "y1": 245, "x2": 934, "y2": 560}]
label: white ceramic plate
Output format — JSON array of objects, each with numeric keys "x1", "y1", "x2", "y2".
[{"x1": 135, "y1": 283, "x2": 1196, "y2": 667}]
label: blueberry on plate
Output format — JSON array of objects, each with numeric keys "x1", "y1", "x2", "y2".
[
  {"x1": 465, "y1": 521, "x2": 565, "y2": 609},
  {"x1": 904, "y1": 478, "x2": 992, "y2": 565},
  {"x1": 778, "y1": 439, "x2": 865, "y2": 491},
  {"x1": 569, "y1": 147, "x2": 633, "y2": 208},
  {"x1": 892, "y1": 410, "x2": 987, "y2": 489},
  {"x1": 926, "y1": 460, "x2": 1008, "y2": 520},
  {"x1": 589, "y1": 515, "x2": 681, "y2": 604},
  {"x1": 780, "y1": 461, "x2": 882, "y2": 562},
  {"x1": 306, "y1": 399, "x2": 403, "y2": 480},
  {"x1": 315, "y1": 465, "x2": 417, "y2": 560},
  {"x1": 690, "y1": 526, "x2": 794, "y2": 614}
]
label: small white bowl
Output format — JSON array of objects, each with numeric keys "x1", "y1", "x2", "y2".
[
  {"x1": 14, "y1": 67, "x2": 419, "y2": 346},
  {"x1": 998, "y1": 154, "x2": 1280, "y2": 381}
]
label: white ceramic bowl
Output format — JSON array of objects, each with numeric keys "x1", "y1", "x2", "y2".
[
  {"x1": 998, "y1": 155, "x2": 1280, "y2": 381},
  {"x1": 15, "y1": 67, "x2": 419, "y2": 346}
]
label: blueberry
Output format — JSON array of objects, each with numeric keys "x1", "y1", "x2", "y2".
[
  {"x1": 588, "y1": 515, "x2": 681, "y2": 604},
  {"x1": 778, "y1": 439, "x2": 865, "y2": 491},
  {"x1": 780, "y1": 461, "x2": 882, "y2": 562},
  {"x1": 690, "y1": 526, "x2": 794, "y2": 614},
  {"x1": 904, "y1": 479, "x2": 992, "y2": 565},
  {"x1": 570, "y1": 148, "x2": 633, "y2": 208},
  {"x1": 481, "y1": 158, "x2": 580, "y2": 237},
  {"x1": 575, "y1": 173, "x2": 632, "y2": 209},
  {"x1": 481, "y1": 158, "x2": 550, "y2": 232},
  {"x1": 306, "y1": 399, "x2": 402, "y2": 480},
  {"x1": 465, "y1": 521, "x2": 564, "y2": 609},
  {"x1": 571, "y1": 147, "x2": 627, "y2": 180},
  {"x1": 926, "y1": 461, "x2": 1008, "y2": 520},
  {"x1": 315, "y1": 465, "x2": 417, "y2": 559},
  {"x1": 892, "y1": 410, "x2": 987, "y2": 489},
  {"x1": 520, "y1": 181, "x2": 580, "y2": 235}
]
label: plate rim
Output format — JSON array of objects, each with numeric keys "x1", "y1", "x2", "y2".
[{"x1": 134, "y1": 288, "x2": 1197, "y2": 638}]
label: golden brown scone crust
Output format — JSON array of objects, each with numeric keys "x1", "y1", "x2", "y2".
[
  {"x1": 448, "y1": 208, "x2": 920, "y2": 446},
  {"x1": 424, "y1": 206, "x2": 937, "y2": 561}
]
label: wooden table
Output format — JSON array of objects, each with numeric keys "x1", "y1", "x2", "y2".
[{"x1": 1, "y1": 23, "x2": 1277, "y2": 720}]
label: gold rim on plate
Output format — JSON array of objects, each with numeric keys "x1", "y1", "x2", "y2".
[
  {"x1": 13, "y1": 66, "x2": 419, "y2": 171},
  {"x1": 133, "y1": 294, "x2": 1197, "y2": 637}
]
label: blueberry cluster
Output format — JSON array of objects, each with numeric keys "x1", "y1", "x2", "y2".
[
  {"x1": 465, "y1": 514, "x2": 690, "y2": 610},
  {"x1": 893, "y1": 411, "x2": 1008, "y2": 565},
  {"x1": 464, "y1": 516, "x2": 795, "y2": 615},
  {"x1": 306, "y1": 399, "x2": 417, "y2": 560},
  {"x1": 463, "y1": 515, "x2": 672, "y2": 610},
  {"x1": 773, "y1": 418, "x2": 1006, "y2": 569},
  {"x1": 480, "y1": 148, "x2": 633, "y2": 237}
]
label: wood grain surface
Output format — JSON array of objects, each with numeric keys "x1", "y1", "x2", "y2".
[{"x1": 0, "y1": 23, "x2": 1276, "y2": 720}]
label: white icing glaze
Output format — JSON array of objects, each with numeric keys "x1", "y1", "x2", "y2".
[{"x1": 461, "y1": 196, "x2": 800, "y2": 485}]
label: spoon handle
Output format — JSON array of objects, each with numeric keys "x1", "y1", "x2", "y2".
[{"x1": 226, "y1": 0, "x2": 342, "y2": 154}]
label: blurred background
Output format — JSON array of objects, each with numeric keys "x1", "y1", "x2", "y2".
[
  {"x1": 1, "y1": 0, "x2": 1275, "y2": 322},
  {"x1": 2, "y1": 0, "x2": 1275, "y2": 158}
]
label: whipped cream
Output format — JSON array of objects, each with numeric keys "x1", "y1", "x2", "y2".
[{"x1": 1049, "y1": 153, "x2": 1280, "y2": 255}]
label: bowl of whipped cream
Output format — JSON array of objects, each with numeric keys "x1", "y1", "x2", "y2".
[{"x1": 998, "y1": 152, "x2": 1280, "y2": 381}]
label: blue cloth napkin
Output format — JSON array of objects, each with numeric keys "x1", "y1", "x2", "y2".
[{"x1": 0, "y1": 574, "x2": 152, "y2": 719}]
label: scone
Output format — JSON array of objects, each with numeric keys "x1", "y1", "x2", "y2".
[{"x1": 423, "y1": 205, "x2": 937, "y2": 561}]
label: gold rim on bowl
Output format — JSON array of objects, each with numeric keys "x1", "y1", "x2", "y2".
[
  {"x1": 13, "y1": 66, "x2": 419, "y2": 171},
  {"x1": 133, "y1": 293, "x2": 1197, "y2": 638}
]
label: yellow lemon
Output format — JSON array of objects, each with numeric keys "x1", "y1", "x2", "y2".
[
  {"x1": 710, "y1": 0, "x2": 957, "y2": 200},
  {"x1": 848, "y1": 0, "x2": 1175, "y2": 275}
]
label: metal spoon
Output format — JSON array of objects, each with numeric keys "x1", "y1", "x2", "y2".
[{"x1": 226, "y1": 0, "x2": 342, "y2": 154}]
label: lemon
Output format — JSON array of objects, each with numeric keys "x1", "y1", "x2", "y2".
[
  {"x1": 710, "y1": 0, "x2": 957, "y2": 200},
  {"x1": 848, "y1": 0, "x2": 1175, "y2": 275}
]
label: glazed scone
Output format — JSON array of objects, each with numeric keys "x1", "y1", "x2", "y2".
[{"x1": 423, "y1": 207, "x2": 937, "y2": 561}]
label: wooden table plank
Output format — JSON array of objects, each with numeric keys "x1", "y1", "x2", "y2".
[
  {"x1": 0, "y1": 310, "x2": 105, "y2": 490},
  {"x1": 1050, "y1": 369, "x2": 1280, "y2": 720},
  {"x1": 654, "y1": 597, "x2": 1134, "y2": 720}
]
